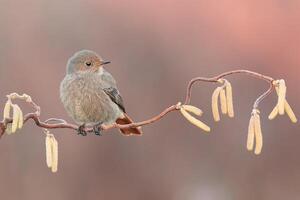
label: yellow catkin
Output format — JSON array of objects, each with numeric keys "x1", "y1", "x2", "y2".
[
  {"x1": 284, "y1": 101, "x2": 297, "y2": 123},
  {"x1": 18, "y1": 107, "x2": 23, "y2": 129},
  {"x1": 45, "y1": 135, "x2": 52, "y2": 168},
  {"x1": 11, "y1": 104, "x2": 20, "y2": 133},
  {"x1": 51, "y1": 137, "x2": 58, "y2": 173},
  {"x1": 6, "y1": 124, "x2": 12, "y2": 135},
  {"x1": 247, "y1": 116, "x2": 255, "y2": 151},
  {"x1": 277, "y1": 79, "x2": 286, "y2": 115},
  {"x1": 212, "y1": 87, "x2": 222, "y2": 121},
  {"x1": 270, "y1": 85, "x2": 296, "y2": 122},
  {"x1": 253, "y1": 112, "x2": 263, "y2": 155},
  {"x1": 180, "y1": 108, "x2": 211, "y2": 132},
  {"x1": 226, "y1": 82, "x2": 234, "y2": 118},
  {"x1": 3, "y1": 100, "x2": 11, "y2": 119},
  {"x1": 4, "y1": 101, "x2": 13, "y2": 135},
  {"x1": 268, "y1": 106, "x2": 279, "y2": 120},
  {"x1": 220, "y1": 89, "x2": 227, "y2": 114},
  {"x1": 182, "y1": 105, "x2": 203, "y2": 116}
]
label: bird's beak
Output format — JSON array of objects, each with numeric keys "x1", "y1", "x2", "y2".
[{"x1": 101, "y1": 61, "x2": 111, "y2": 66}]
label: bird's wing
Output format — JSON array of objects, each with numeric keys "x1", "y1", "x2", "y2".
[{"x1": 103, "y1": 87, "x2": 126, "y2": 113}]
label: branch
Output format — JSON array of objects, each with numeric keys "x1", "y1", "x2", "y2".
[
  {"x1": 1, "y1": 69, "x2": 297, "y2": 174},
  {"x1": 185, "y1": 69, "x2": 274, "y2": 105},
  {"x1": 0, "y1": 69, "x2": 295, "y2": 147}
]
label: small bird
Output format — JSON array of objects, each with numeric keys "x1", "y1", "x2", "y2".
[{"x1": 60, "y1": 50, "x2": 142, "y2": 136}]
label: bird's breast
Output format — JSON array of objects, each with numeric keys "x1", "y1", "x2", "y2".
[{"x1": 60, "y1": 74, "x2": 120, "y2": 125}]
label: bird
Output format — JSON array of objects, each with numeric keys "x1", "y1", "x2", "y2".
[{"x1": 60, "y1": 50, "x2": 142, "y2": 136}]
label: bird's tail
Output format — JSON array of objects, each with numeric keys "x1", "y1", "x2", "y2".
[{"x1": 116, "y1": 114, "x2": 143, "y2": 136}]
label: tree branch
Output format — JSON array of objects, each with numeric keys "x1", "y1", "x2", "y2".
[
  {"x1": 185, "y1": 69, "x2": 274, "y2": 104},
  {"x1": 0, "y1": 69, "x2": 277, "y2": 138}
]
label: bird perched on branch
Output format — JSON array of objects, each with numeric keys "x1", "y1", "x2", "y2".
[{"x1": 60, "y1": 50, "x2": 142, "y2": 136}]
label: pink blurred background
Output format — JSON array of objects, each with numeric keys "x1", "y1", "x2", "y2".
[{"x1": 0, "y1": 0, "x2": 299, "y2": 199}]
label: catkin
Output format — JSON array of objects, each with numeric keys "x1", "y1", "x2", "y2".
[
  {"x1": 268, "y1": 106, "x2": 279, "y2": 120},
  {"x1": 180, "y1": 108, "x2": 210, "y2": 132},
  {"x1": 269, "y1": 80, "x2": 297, "y2": 122},
  {"x1": 11, "y1": 105, "x2": 20, "y2": 133},
  {"x1": 6, "y1": 124, "x2": 12, "y2": 135},
  {"x1": 45, "y1": 135, "x2": 52, "y2": 168},
  {"x1": 45, "y1": 134, "x2": 59, "y2": 173},
  {"x1": 4, "y1": 102, "x2": 12, "y2": 134},
  {"x1": 226, "y1": 82, "x2": 234, "y2": 118},
  {"x1": 212, "y1": 87, "x2": 222, "y2": 121},
  {"x1": 182, "y1": 105, "x2": 203, "y2": 116},
  {"x1": 284, "y1": 101, "x2": 297, "y2": 123},
  {"x1": 253, "y1": 112, "x2": 263, "y2": 155},
  {"x1": 18, "y1": 107, "x2": 23, "y2": 129},
  {"x1": 51, "y1": 137, "x2": 58, "y2": 173},
  {"x1": 220, "y1": 89, "x2": 227, "y2": 114},
  {"x1": 3, "y1": 101, "x2": 11, "y2": 119},
  {"x1": 247, "y1": 116, "x2": 255, "y2": 151},
  {"x1": 277, "y1": 79, "x2": 286, "y2": 115}
]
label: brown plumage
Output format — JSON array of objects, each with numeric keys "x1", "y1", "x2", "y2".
[
  {"x1": 116, "y1": 114, "x2": 142, "y2": 135},
  {"x1": 60, "y1": 50, "x2": 142, "y2": 136}
]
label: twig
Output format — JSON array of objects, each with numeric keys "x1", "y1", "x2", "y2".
[
  {"x1": 0, "y1": 69, "x2": 275, "y2": 137},
  {"x1": 185, "y1": 69, "x2": 274, "y2": 104}
]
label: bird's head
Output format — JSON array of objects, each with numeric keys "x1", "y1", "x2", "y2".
[{"x1": 66, "y1": 50, "x2": 110, "y2": 74}]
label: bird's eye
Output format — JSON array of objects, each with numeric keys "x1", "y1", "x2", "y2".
[{"x1": 85, "y1": 62, "x2": 92, "y2": 67}]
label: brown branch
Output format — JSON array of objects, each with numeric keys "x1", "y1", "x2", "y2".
[
  {"x1": 185, "y1": 69, "x2": 274, "y2": 104},
  {"x1": 0, "y1": 104, "x2": 181, "y2": 137},
  {"x1": 0, "y1": 69, "x2": 276, "y2": 138}
]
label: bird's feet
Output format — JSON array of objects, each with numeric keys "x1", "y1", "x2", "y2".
[
  {"x1": 93, "y1": 122, "x2": 103, "y2": 136},
  {"x1": 78, "y1": 124, "x2": 87, "y2": 136}
]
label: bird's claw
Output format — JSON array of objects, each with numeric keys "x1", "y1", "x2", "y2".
[
  {"x1": 93, "y1": 122, "x2": 103, "y2": 136},
  {"x1": 78, "y1": 124, "x2": 87, "y2": 136}
]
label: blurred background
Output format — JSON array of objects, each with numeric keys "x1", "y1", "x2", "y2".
[{"x1": 0, "y1": 0, "x2": 299, "y2": 199}]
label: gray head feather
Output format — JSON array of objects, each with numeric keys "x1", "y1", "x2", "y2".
[{"x1": 66, "y1": 50, "x2": 102, "y2": 74}]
